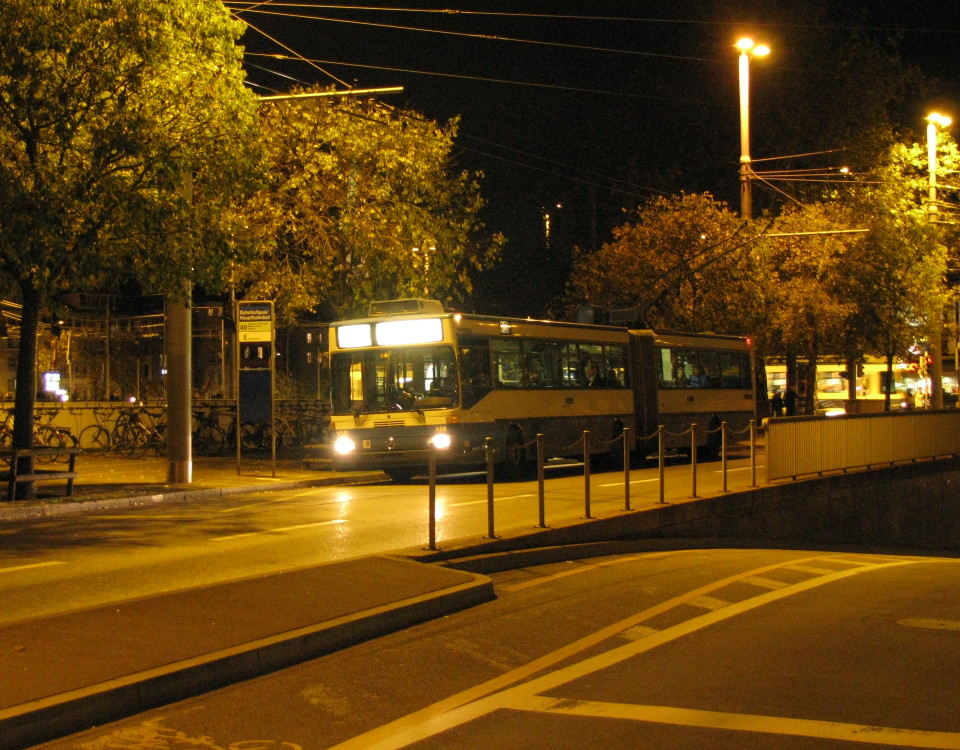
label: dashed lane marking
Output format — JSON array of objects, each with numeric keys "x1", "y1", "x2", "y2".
[
  {"x1": 783, "y1": 563, "x2": 842, "y2": 575},
  {"x1": 898, "y1": 618, "x2": 960, "y2": 631},
  {"x1": 447, "y1": 494, "x2": 535, "y2": 507},
  {"x1": 742, "y1": 575, "x2": 790, "y2": 590},
  {"x1": 210, "y1": 519, "x2": 347, "y2": 541},
  {"x1": 0, "y1": 560, "x2": 65, "y2": 574},
  {"x1": 687, "y1": 595, "x2": 730, "y2": 611}
]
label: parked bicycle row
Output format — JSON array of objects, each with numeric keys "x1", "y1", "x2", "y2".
[
  {"x1": 0, "y1": 407, "x2": 79, "y2": 464},
  {"x1": 0, "y1": 401, "x2": 330, "y2": 459}
]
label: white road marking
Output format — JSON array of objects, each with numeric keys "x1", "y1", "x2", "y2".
[
  {"x1": 784, "y1": 563, "x2": 843, "y2": 575},
  {"x1": 898, "y1": 618, "x2": 960, "y2": 631},
  {"x1": 210, "y1": 519, "x2": 347, "y2": 541},
  {"x1": 599, "y1": 478, "x2": 658, "y2": 487},
  {"x1": 327, "y1": 555, "x2": 931, "y2": 750},
  {"x1": 447, "y1": 494, "x2": 535, "y2": 507},
  {"x1": 742, "y1": 575, "x2": 790, "y2": 590},
  {"x1": 526, "y1": 697, "x2": 960, "y2": 748},
  {"x1": 0, "y1": 560, "x2": 65, "y2": 574},
  {"x1": 687, "y1": 594, "x2": 730, "y2": 611}
]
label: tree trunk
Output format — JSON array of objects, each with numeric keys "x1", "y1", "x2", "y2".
[
  {"x1": 11, "y1": 284, "x2": 42, "y2": 500},
  {"x1": 803, "y1": 357, "x2": 819, "y2": 415},
  {"x1": 884, "y1": 352, "x2": 895, "y2": 412}
]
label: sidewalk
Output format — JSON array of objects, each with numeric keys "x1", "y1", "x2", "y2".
[
  {"x1": 0, "y1": 455, "x2": 487, "y2": 750},
  {"x1": 0, "y1": 556, "x2": 493, "y2": 750},
  {"x1": 0, "y1": 453, "x2": 385, "y2": 522}
]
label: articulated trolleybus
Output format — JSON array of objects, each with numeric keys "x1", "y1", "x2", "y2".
[{"x1": 329, "y1": 299, "x2": 755, "y2": 480}]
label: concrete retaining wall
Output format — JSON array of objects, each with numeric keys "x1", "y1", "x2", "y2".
[
  {"x1": 637, "y1": 459, "x2": 960, "y2": 550},
  {"x1": 420, "y1": 458, "x2": 960, "y2": 564}
]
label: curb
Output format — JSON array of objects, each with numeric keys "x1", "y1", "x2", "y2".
[{"x1": 0, "y1": 567, "x2": 494, "y2": 750}]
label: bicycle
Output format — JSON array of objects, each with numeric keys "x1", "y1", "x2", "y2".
[
  {"x1": 78, "y1": 406, "x2": 114, "y2": 455},
  {"x1": 225, "y1": 415, "x2": 265, "y2": 452},
  {"x1": 192, "y1": 406, "x2": 226, "y2": 456},
  {"x1": 112, "y1": 405, "x2": 166, "y2": 458},
  {"x1": 34, "y1": 406, "x2": 79, "y2": 464}
]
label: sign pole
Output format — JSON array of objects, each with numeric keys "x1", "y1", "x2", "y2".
[{"x1": 236, "y1": 301, "x2": 275, "y2": 477}]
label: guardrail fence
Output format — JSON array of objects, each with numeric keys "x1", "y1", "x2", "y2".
[
  {"x1": 766, "y1": 410, "x2": 960, "y2": 481},
  {"x1": 424, "y1": 421, "x2": 758, "y2": 550}
]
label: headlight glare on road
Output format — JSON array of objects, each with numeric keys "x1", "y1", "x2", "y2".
[{"x1": 333, "y1": 435, "x2": 356, "y2": 455}]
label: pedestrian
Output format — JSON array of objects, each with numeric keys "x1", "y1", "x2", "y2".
[
  {"x1": 784, "y1": 387, "x2": 798, "y2": 416},
  {"x1": 770, "y1": 388, "x2": 784, "y2": 417}
]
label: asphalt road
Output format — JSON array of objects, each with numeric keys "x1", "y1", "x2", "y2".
[
  {"x1": 30, "y1": 547, "x2": 960, "y2": 749},
  {"x1": 0, "y1": 455, "x2": 758, "y2": 626}
]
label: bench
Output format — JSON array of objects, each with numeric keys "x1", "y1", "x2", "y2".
[{"x1": 0, "y1": 446, "x2": 80, "y2": 501}]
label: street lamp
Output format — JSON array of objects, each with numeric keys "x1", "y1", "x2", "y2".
[
  {"x1": 412, "y1": 243, "x2": 435, "y2": 296},
  {"x1": 926, "y1": 112, "x2": 951, "y2": 410},
  {"x1": 926, "y1": 112, "x2": 952, "y2": 223},
  {"x1": 737, "y1": 38, "x2": 770, "y2": 220}
]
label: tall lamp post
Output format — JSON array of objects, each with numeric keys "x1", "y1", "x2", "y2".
[
  {"x1": 926, "y1": 112, "x2": 952, "y2": 409},
  {"x1": 737, "y1": 38, "x2": 770, "y2": 220},
  {"x1": 927, "y1": 112, "x2": 952, "y2": 223}
]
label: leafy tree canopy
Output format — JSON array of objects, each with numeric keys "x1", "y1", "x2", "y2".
[
  {"x1": 566, "y1": 192, "x2": 760, "y2": 334},
  {"x1": 0, "y1": 0, "x2": 260, "y2": 452},
  {"x1": 236, "y1": 90, "x2": 503, "y2": 322},
  {"x1": 0, "y1": 0, "x2": 260, "y2": 299}
]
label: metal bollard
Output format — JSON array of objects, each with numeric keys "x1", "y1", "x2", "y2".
[
  {"x1": 426, "y1": 448, "x2": 439, "y2": 550},
  {"x1": 582, "y1": 430, "x2": 592, "y2": 519},
  {"x1": 750, "y1": 419, "x2": 757, "y2": 487},
  {"x1": 690, "y1": 423, "x2": 698, "y2": 498},
  {"x1": 485, "y1": 436, "x2": 497, "y2": 538},
  {"x1": 721, "y1": 421, "x2": 729, "y2": 493},
  {"x1": 623, "y1": 426, "x2": 631, "y2": 511},
  {"x1": 658, "y1": 425, "x2": 666, "y2": 504},
  {"x1": 537, "y1": 433, "x2": 547, "y2": 527}
]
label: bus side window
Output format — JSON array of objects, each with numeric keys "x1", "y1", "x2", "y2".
[
  {"x1": 491, "y1": 338, "x2": 522, "y2": 388},
  {"x1": 662, "y1": 348, "x2": 692, "y2": 388},
  {"x1": 560, "y1": 343, "x2": 581, "y2": 387},
  {"x1": 459, "y1": 336, "x2": 493, "y2": 408},
  {"x1": 605, "y1": 345, "x2": 626, "y2": 387},
  {"x1": 579, "y1": 344, "x2": 605, "y2": 387},
  {"x1": 522, "y1": 340, "x2": 557, "y2": 388},
  {"x1": 697, "y1": 351, "x2": 721, "y2": 387}
]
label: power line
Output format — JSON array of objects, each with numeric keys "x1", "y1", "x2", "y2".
[
  {"x1": 229, "y1": 6, "x2": 720, "y2": 65},
  {"x1": 244, "y1": 52, "x2": 724, "y2": 107},
  {"x1": 232, "y1": 12, "x2": 350, "y2": 87},
  {"x1": 223, "y1": 3, "x2": 960, "y2": 37},
  {"x1": 240, "y1": 59, "x2": 652, "y2": 199}
]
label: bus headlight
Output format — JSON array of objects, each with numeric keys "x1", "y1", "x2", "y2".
[
  {"x1": 333, "y1": 435, "x2": 356, "y2": 455},
  {"x1": 430, "y1": 432, "x2": 452, "y2": 450}
]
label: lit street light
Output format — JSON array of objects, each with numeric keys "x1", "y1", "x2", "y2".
[
  {"x1": 926, "y1": 112, "x2": 952, "y2": 223},
  {"x1": 926, "y1": 112, "x2": 952, "y2": 410},
  {"x1": 737, "y1": 38, "x2": 770, "y2": 220}
]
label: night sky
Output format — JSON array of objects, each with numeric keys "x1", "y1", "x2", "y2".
[{"x1": 232, "y1": 2, "x2": 960, "y2": 317}]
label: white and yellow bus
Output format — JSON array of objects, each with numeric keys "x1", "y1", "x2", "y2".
[
  {"x1": 329, "y1": 300, "x2": 755, "y2": 479},
  {"x1": 765, "y1": 359, "x2": 928, "y2": 415}
]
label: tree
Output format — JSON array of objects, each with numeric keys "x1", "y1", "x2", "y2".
[
  {"x1": 0, "y1": 0, "x2": 259, "y2": 491},
  {"x1": 237, "y1": 91, "x2": 503, "y2": 322},
  {"x1": 850, "y1": 134, "x2": 958, "y2": 408},
  {"x1": 566, "y1": 193, "x2": 761, "y2": 334},
  {"x1": 758, "y1": 203, "x2": 863, "y2": 412}
]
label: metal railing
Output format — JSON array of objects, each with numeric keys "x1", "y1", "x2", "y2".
[
  {"x1": 424, "y1": 421, "x2": 758, "y2": 550},
  {"x1": 766, "y1": 410, "x2": 960, "y2": 481}
]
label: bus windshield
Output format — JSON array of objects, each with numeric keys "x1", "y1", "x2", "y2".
[{"x1": 331, "y1": 345, "x2": 458, "y2": 415}]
